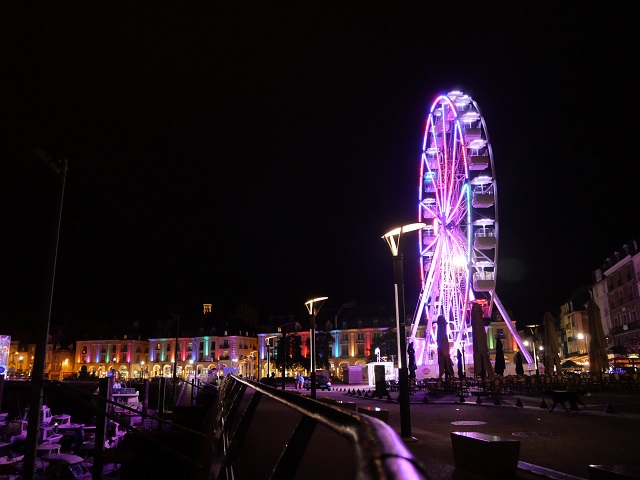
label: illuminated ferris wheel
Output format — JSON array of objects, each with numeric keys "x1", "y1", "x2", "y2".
[{"x1": 408, "y1": 90, "x2": 531, "y2": 367}]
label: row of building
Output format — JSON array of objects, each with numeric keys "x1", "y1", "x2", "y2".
[{"x1": 1, "y1": 238, "x2": 639, "y2": 382}]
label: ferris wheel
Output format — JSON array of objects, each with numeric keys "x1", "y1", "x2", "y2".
[{"x1": 408, "y1": 90, "x2": 531, "y2": 366}]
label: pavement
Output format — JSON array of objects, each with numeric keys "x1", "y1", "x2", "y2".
[{"x1": 271, "y1": 382, "x2": 640, "y2": 480}]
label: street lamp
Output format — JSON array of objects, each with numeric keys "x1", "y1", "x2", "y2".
[
  {"x1": 577, "y1": 332, "x2": 589, "y2": 356},
  {"x1": 305, "y1": 296, "x2": 328, "y2": 400},
  {"x1": 382, "y1": 222, "x2": 424, "y2": 441}
]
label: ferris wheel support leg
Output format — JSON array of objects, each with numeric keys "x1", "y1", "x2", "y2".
[{"x1": 493, "y1": 294, "x2": 533, "y2": 364}]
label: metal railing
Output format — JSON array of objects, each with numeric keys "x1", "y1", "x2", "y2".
[{"x1": 215, "y1": 374, "x2": 428, "y2": 480}]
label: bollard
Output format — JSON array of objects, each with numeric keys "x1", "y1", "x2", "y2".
[
  {"x1": 540, "y1": 399, "x2": 549, "y2": 409},
  {"x1": 515, "y1": 398, "x2": 524, "y2": 408},
  {"x1": 605, "y1": 402, "x2": 616, "y2": 414}
]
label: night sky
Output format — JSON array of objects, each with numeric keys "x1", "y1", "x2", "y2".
[{"x1": 2, "y1": 4, "x2": 639, "y2": 340}]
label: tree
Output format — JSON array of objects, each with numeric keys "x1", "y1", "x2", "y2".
[
  {"x1": 273, "y1": 334, "x2": 305, "y2": 371},
  {"x1": 367, "y1": 330, "x2": 397, "y2": 364},
  {"x1": 308, "y1": 331, "x2": 335, "y2": 370}
]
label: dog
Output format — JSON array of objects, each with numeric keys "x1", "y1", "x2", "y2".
[{"x1": 543, "y1": 389, "x2": 586, "y2": 412}]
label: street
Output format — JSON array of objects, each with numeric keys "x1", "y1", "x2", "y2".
[{"x1": 281, "y1": 382, "x2": 640, "y2": 479}]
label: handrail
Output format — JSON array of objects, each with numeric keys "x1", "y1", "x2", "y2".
[{"x1": 215, "y1": 374, "x2": 428, "y2": 480}]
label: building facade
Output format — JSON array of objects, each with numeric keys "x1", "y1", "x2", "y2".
[{"x1": 75, "y1": 337, "x2": 150, "y2": 380}]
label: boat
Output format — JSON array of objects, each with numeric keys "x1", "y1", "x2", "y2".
[
  {"x1": 3, "y1": 420, "x2": 27, "y2": 446},
  {"x1": 110, "y1": 387, "x2": 142, "y2": 426},
  {"x1": 40, "y1": 453, "x2": 92, "y2": 479},
  {"x1": 0, "y1": 440, "x2": 23, "y2": 470},
  {"x1": 51, "y1": 414, "x2": 73, "y2": 429},
  {"x1": 39, "y1": 424, "x2": 63, "y2": 445},
  {"x1": 22, "y1": 405, "x2": 53, "y2": 427},
  {"x1": 105, "y1": 421, "x2": 127, "y2": 449}
]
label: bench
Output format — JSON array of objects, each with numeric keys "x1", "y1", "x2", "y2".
[
  {"x1": 587, "y1": 465, "x2": 640, "y2": 480},
  {"x1": 357, "y1": 406, "x2": 390, "y2": 423},
  {"x1": 451, "y1": 431, "x2": 520, "y2": 478}
]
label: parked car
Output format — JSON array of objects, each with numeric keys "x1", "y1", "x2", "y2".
[{"x1": 304, "y1": 375, "x2": 331, "y2": 391}]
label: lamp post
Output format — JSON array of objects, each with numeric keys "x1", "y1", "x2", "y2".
[
  {"x1": 382, "y1": 222, "x2": 424, "y2": 441},
  {"x1": 305, "y1": 297, "x2": 328, "y2": 400},
  {"x1": 24, "y1": 150, "x2": 67, "y2": 480}
]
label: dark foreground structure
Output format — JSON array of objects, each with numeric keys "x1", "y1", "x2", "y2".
[{"x1": 3, "y1": 375, "x2": 640, "y2": 479}]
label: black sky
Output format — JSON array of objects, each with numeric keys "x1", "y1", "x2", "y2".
[{"x1": 2, "y1": 4, "x2": 639, "y2": 339}]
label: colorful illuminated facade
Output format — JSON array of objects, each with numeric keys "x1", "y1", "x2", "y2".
[
  {"x1": 147, "y1": 331, "x2": 257, "y2": 379},
  {"x1": 75, "y1": 337, "x2": 150, "y2": 379}
]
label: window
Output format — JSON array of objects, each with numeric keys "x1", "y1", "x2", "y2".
[
  {"x1": 340, "y1": 345, "x2": 349, "y2": 356},
  {"x1": 167, "y1": 344, "x2": 171, "y2": 352},
  {"x1": 356, "y1": 333, "x2": 365, "y2": 343},
  {"x1": 340, "y1": 334, "x2": 348, "y2": 343},
  {"x1": 199, "y1": 342, "x2": 204, "y2": 350},
  {"x1": 210, "y1": 341, "x2": 215, "y2": 350},
  {"x1": 121, "y1": 345, "x2": 128, "y2": 352},
  {"x1": 120, "y1": 354, "x2": 126, "y2": 363},
  {"x1": 357, "y1": 344, "x2": 365, "y2": 356},
  {"x1": 188, "y1": 342, "x2": 193, "y2": 351}
]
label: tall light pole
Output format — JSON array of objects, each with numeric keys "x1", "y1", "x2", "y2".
[
  {"x1": 24, "y1": 150, "x2": 67, "y2": 480},
  {"x1": 305, "y1": 297, "x2": 328, "y2": 400},
  {"x1": 382, "y1": 222, "x2": 424, "y2": 442}
]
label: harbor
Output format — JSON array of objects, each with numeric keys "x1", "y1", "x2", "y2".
[{"x1": 1, "y1": 376, "x2": 217, "y2": 479}]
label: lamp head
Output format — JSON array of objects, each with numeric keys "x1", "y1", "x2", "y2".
[
  {"x1": 382, "y1": 223, "x2": 426, "y2": 256},
  {"x1": 305, "y1": 296, "x2": 328, "y2": 315}
]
